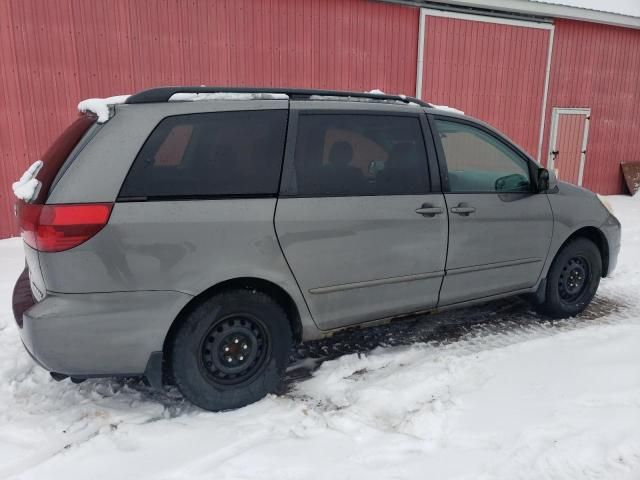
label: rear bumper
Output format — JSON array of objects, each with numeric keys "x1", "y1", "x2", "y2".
[{"x1": 13, "y1": 278, "x2": 192, "y2": 377}]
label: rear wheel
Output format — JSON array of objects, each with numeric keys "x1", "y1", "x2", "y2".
[
  {"x1": 533, "y1": 238, "x2": 602, "y2": 318},
  {"x1": 170, "y1": 289, "x2": 292, "y2": 411}
]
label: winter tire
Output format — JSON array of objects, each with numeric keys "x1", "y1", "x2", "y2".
[
  {"x1": 170, "y1": 289, "x2": 292, "y2": 411},
  {"x1": 533, "y1": 237, "x2": 602, "y2": 318}
]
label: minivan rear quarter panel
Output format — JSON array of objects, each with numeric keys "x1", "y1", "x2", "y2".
[
  {"x1": 41, "y1": 193, "x2": 319, "y2": 323},
  {"x1": 38, "y1": 99, "x2": 319, "y2": 340}
]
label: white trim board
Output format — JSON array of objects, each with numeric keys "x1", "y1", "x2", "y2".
[
  {"x1": 547, "y1": 107, "x2": 591, "y2": 186},
  {"x1": 390, "y1": 0, "x2": 640, "y2": 30},
  {"x1": 536, "y1": 26, "x2": 555, "y2": 162},
  {"x1": 415, "y1": 10, "x2": 427, "y2": 98},
  {"x1": 421, "y1": 8, "x2": 554, "y2": 29}
]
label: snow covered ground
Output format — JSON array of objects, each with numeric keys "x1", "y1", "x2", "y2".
[{"x1": 0, "y1": 195, "x2": 639, "y2": 480}]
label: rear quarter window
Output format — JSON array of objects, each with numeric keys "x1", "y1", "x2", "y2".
[
  {"x1": 119, "y1": 110, "x2": 288, "y2": 199},
  {"x1": 36, "y1": 114, "x2": 97, "y2": 203}
]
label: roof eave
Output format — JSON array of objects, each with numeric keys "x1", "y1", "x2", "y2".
[{"x1": 407, "y1": 0, "x2": 640, "y2": 29}]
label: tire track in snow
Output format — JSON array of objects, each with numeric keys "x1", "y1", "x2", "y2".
[{"x1": 286, "y1": 291, "x2": 636, "y2": 384}]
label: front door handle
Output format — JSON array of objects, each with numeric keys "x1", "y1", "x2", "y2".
[
  {"x1": 450, "y1": 203, "x2": 476, "y2": 216},
  {"x1": 415, "y1": 204, "x2": 444, "y2": 217}
]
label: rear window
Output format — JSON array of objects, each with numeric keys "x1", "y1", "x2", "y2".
[
  {"x1": 36, "y1": 114, "x2": 96, "y2": 203},
  {"x1": 119, "y1": 110, "x2": 288, "y2": 199}
]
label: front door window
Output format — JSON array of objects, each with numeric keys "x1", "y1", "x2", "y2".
[{"x1": 435, "y1": 119, "x2": 531, "y2": 193}]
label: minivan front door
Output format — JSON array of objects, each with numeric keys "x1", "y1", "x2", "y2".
[
  {"x1": 275, "y1": 106, "x2": 447, "y2": 330},
  {"x1": 432, "y1": 117, "x2": 553, "y2": 306}
]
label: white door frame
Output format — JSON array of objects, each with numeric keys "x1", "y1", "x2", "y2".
[
  {"x1": 547, "y1": 107, "x2": 591, "y2": 186},
  {"x1": 415, "y1": 8, "x2": 555, "y2": 162}
]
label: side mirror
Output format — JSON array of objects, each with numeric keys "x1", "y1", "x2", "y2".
[
  {"x1": 495, "y1": 173, "x2": 530, "y2": 192},
  {"x1": 537, "y1": 168, "x2": 557, "y2": 192}
]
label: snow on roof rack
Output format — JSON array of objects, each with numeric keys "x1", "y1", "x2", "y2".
[
  {"x1": 169, "y1": 92, "x2": 289, "y2": 102},
  {"x1": 125, "y1": 86, "x2": 433, "y2": 108},
  {"x1": 432, "y1": 104, "x2": 465, "y2": 115},
  {"x1": 78, "y1": 95, "x2": 130, "y2": 123}
]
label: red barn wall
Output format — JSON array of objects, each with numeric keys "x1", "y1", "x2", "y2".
[
  {"x1": 542, "y1": 19, "x2": 640, "y2": 194},
  {"x1": 0, "y1": 0, "x2": 419, "y2": 238},
  {"x1": 420, "y1": 14, "x2": 551, "y2": 157}
]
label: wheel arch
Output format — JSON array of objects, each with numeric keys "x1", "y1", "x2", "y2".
[
  {"x1": 558, "y1": 226, "x2": 610, "y2": 277},
  {"x1": 162, "y1": 277, "x2": 303, "y2": 360}
]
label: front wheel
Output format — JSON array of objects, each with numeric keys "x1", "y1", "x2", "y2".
[
  {"x1": 170, "y1": 289, "x2": 292, "y2": 411},
  {"x1": 533, "y1": 238, "x2": 602, "y2": 318}
]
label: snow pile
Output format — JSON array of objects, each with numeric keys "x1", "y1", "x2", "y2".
[
  {"x1": 0, "y1": 196, "x2": 638, "y2": 479},
  {"x1": 169, "y1": 92, "x2": 288, "y2": 102},
  {"x1": 308, "y1": 89, "x2": 422, "y2": 107},
  {"x1": 11, "y1": 160, "x2": 43, "y2": 202},
  {"x1": 77, "y1": 95, "x2": 130, "y2": 123},
  {"x1": 433, "y1": 104, "x2": 465, "y2": 115},
  {"x1": 307, "y1": 95, "x2": 414, "y2": 105}
]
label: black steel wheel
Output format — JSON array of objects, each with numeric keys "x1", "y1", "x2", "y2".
[
  {"x1": 199, "y1": 314, "x2": 271, "y2": 385},
  {"x1": 532, "y1": 237, "x2": 602, "y2": 319},
  {"x1": 170, "y1": 289, "x2": 292, "y2": 411},
  {"x1": 557, "y1": 255, "x2": 590, "y2": 304}
]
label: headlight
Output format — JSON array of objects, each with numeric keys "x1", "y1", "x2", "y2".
[{"x1": 597, "y1": 194, "x2": 615, "y2": 216}]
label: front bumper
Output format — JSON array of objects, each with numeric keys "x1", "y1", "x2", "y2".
[
  {"x1": 601, "y1": 212, "x2": 621, "y2": 276},
  {"x1": 13, "y1": 274, "x2": 192, "y2": 377}
]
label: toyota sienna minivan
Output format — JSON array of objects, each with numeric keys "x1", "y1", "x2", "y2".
[{"x1": 12, "y1": 87, "x2": 621, "y2": 411}]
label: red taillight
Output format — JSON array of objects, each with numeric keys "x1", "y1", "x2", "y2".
[{"x1": 18, "y1": 203, "x2": 113, "y2": 252}]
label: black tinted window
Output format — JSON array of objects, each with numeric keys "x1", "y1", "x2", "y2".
[
  {"x1": 288, "y1": 114, "x2": 429, "y2": 196},
  {"x1": 120, "y1": 110, "x2": 288, "y2": 198},
  {"x1": 39, "y1": 115, "x2": 96, "y2": 203}
]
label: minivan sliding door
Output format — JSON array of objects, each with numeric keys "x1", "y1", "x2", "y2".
[{"x1": 275, "y1": 104, "x2": 447, "y2": 330}]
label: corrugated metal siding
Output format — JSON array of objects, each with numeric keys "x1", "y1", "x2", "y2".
[
  {"x1": 0, "y1": 0, "x2": 419, "y2": 238},
  {"x1": 421, "y1": 16, "x2": 551, "y2": 157},
  {"x1": 541, "y1": 19, "x2": 640, "y2": 194}
]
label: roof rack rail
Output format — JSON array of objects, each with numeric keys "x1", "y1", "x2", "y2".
[{"x1": 125, "y1": 86, "x2": 432, "y2": 108}]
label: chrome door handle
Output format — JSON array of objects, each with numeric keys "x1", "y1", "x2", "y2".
[
  {"x1": 415, "y1": 204, "x2": 444, "y2": 217},
  {"x1": 450, "y1": 204, "x2": 476, "y2": 216}
]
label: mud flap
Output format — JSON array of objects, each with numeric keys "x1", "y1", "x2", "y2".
[
  {"x1": 534, "y1": 277, "x2": 547, "y2": 304},
  {"x1": 144, "y1": 351, "x2": 164, "y2": 391}
]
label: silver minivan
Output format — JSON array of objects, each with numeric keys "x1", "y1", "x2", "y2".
[{"x1": 12, "y1": 87, "x2": 621, "y2": 411}]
